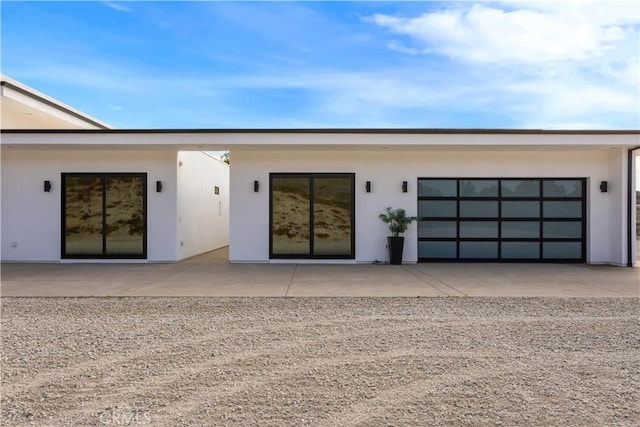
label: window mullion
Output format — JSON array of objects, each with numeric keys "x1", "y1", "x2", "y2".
[{"x1": 309, "y1": 176, "x2": 315, "y2": 257}]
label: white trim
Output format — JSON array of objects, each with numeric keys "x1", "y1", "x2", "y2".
[{"x1": 2, "y1": 131, "x2": 638, "y2": 151}]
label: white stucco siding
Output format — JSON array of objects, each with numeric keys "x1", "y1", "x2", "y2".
[
  {"x1": 230, "y1": 149, "x2": 623, "y2": 264},
  {"x1": 603, "y1": 149, "x2": 627, "y2": 265},
  {"x1": 176, "y1": 151, "x2": 229, "y2": 261},
  {"x1": 633, "y1": 151, "x2": 639, "y2": 265},
  {"x1": 1, "y1": 150, "x2": 178, "y2": 262}
]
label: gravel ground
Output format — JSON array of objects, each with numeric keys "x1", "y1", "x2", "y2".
[{"x1": 1, "y1": 297, "x2": 638, "y2": 426}]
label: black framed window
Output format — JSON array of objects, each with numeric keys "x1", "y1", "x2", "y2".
[
  {"x1": 62, "y1": 173, "x2": 147, "y2": 259},
  {"x1": 270, "y1": 173, "x2": 355, "y2": 259},
  {"x1": 418, "y1": 178, "x2": 586, "y2": 262}
]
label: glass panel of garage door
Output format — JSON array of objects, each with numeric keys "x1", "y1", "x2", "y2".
[
  {"x1": 501, "y1": 180, "x2": 540, "y2": 197},
  {"x1": 271, "y1": 177, "x2": 311, "y2": 255},
  {"x1": 64, "y1": 176, "x2": 104, "y2": 256},
  {"x1": 418, "y1": 179, "x2": 457, "y2": 197},
  {"x1": 460, "y1": 180, "x2": 498, "y2": 197},
  {"x1": 105, "y1": 176, "x2": 145, "y2": 256},
  {"x1": 543, "y1": 180, "x2": 582, "y2": 197},
  {"x1": 313, "y1": 177, "x2": 353, "y2": 256}
]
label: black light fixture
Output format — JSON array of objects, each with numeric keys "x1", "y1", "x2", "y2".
[
  {"x1": 600, "y1": 181, "x2": 608, "y2": 193},
  {"x1": 365, "y1": 181, "x2": 371, "y2": 193},
  {"x1": 402, "y1": 181, "x2": 408, "y2": 193},
  {"x1": 214, "y1": 186, "x2": 220, "y2": 195},
  {"x1": 44, "y1": 180, "x2": 52, "y2": 192},
  {"x1": 254, "y1": 180, "x2": 260, "y2": 192},
  {"x1": 156, "y1": 180, "x2": 163, "y2": 192}
]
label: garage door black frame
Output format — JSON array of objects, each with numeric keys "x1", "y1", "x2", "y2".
[{"x1": 417, "y1": 178, "x2": 586, "y2": 263}]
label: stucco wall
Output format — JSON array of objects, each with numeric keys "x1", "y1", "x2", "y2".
[
  {"x1": 176, "y1": 151, "x2": 229, "y2": 260},
  {"x1": 229, "y1": 149, "x2": 626, "y2": 265},
  {"x1": 1, "y1": 150, "x2": 178, "y2": 262}
]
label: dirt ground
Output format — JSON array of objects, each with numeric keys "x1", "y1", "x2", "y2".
[{"x1": 1, "y1": 297, "x2": 638, "y2": 426}]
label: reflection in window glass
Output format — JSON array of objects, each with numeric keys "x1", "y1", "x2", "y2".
[
  {"x1": 64, "y1": 174, "x2": 146, "y2": 258},
  {"x1": 313, "y1": 178, "x2": 352, "y2": 256},
  {"x1": 460, "y1": 180, "x2": 498, "y2": 197},
  {"x1": 459, "y1": 221, "x2": 498, "y2": 238},
  {"x1": 271, "y1": 177, "x2": 310, "y2": 255},
  {"x1": 501, "y1": 221, "x2": 539, "y2": 238},
  {"x1": 105, "y1": 177, "x2": 145, "y2": 256},
  {"x1": 419, "y1": 241, "x2": 456, "y2": 258},
  {"x1": 271, "y1": 174, "x2": 354, "y2": 258},
  {"x1": 543, "y1": 242, "x2": 582, "y2": 258},
  {"x1": 502, "y1": 201, "x2": 539, "y2": 218},
  {"x1": 65, "y1": 177, "x2": 104, "y2": 256},
  {"x1": 501, "y1": 180, "x2": 540, "y2": 197},
  {"x1": 543, "y1": 180, "x2": 582, "y2": 197},
  {"x1": 418, "y1": 180, "x2": 457, "y2": 197},
  {"x1": 460, "y1": 201, "x2": 498, "y2": 217},
  {"x1": 419, "y1": 200, "x2": 457, "y2": 218},
  {"x1": 502, "y1": 242, "x2": 539, "y2": 259},
  {"x1": 419, "y1": 221, "x2": 457, "y2": 238},
  {"x1": 543, "y1": 201, "x2": 582, "y2": 218},
  {"x1": 459, "y1": 242, "x2": 498, "y2": 258},
  {"x1": 543, "y1": 221, "x2": 582, "y2": 238}
]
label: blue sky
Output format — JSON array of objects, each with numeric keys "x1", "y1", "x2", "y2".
[{"x1": 2, "y1": 1, "x2": 639, "y2": 129}]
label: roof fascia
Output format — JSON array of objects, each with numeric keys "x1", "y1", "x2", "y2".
[
  {"x1": 2, "y1": 128, "x2": 639, "y2": 135},
  {"x1": 1, "y1": 79, "x2": 111, "y2": 130}
]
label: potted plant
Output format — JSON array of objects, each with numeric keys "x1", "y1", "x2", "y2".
[{"x1": 378, "y1": 207, "x2": 419, "y2": 265}]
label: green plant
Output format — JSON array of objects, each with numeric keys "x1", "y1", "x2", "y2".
[{"x1": 378, "y1": 207, "x2": 419, "y2": 237}]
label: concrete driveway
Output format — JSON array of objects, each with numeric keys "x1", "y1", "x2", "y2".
[{"x1": 1, "y1": 247, "x2": 638, "y2": 297}]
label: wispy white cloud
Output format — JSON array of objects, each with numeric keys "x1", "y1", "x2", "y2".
[
  {"x1": 365, "y1": 1, "x2": 639, "y2": 129},
  {"x1": 386, "y1": 41, "x2": 420, "y2": 56},
  {"x1": 12, "y1": 54, "x2": 639, "y2": 129},
  {"x1": 102, "y1": 2, "x2": 132, "y2": 13},
  {"x1": 503, "y1": 76, "x2": 637, "y2": 129},
  {"x1": 368, "y1": 2, "x2": 639, "y2": 64},
  {"x1": 4, "y1": 1, "x2": 638, "y2": 129}
]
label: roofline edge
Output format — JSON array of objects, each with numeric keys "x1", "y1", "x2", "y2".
[
  {"x1": 1, "y1": 80, "x2": 111, "y2": 130},
  {"x1": 2, "y1": 128, "x2": 639, "y2": 135}
]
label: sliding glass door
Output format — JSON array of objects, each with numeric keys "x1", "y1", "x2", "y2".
[
  {"x1": 62, "y1": 173, "x2": 147, "y2": 259},
  {"x1": 270, "y1": 173, "x2": 355, "y2": 259}
]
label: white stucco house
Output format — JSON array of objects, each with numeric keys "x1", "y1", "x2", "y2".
[
  {"x1": 1, "y1": 75, "x2": 230, "y2": 262},
  {"x1": 1, "y1": 76, "x2": 638, "y2": 266}
]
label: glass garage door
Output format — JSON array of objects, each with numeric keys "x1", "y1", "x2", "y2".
[{"x1": 417, "y1": 178, "x2": 586, "y2": 262}]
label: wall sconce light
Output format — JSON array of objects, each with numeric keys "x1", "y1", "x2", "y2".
[
  {"x1": 156, "y1": 181, "x2": 163, "y2": 193},
  {"x1": 44, "y1": 180, "x2": 52, "y2": 192},
  {"x1": 402, "y1": 181, "x2": 408, "y2": 193},
  {"x1": 599, "y1": 181, "x2": 608, "y2": 193},
  {"x1": 214, "y1": 186, "x2": 220, "y2": 195},
  {"x1": 365, "y1": 181, "x2": 371, "y2": 193},
  {"x1": 254, "y1": 180, "x2": 260, "y2": 192}
]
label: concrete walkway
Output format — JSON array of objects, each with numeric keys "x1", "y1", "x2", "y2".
[{"x1": 1, "y1": 247, "x2": 638, "y2": 297}]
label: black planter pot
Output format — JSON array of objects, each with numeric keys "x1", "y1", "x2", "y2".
[{"x1": 387, "y1": 236, "x2": 405, "y2": 265}]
